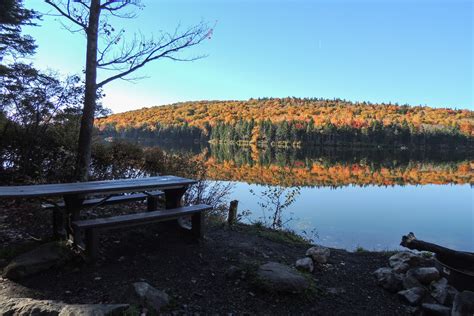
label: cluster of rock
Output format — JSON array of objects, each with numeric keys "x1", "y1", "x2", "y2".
[
  {"x1": 373, "y1": 251, "x2": 474, "y2": 316},
  {"x1": 295, "y1": 245, "x2": 331, "y2": 273}
]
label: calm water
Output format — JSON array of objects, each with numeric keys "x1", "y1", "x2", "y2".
[
  {"x1": 232, "y1": 182, "x2": 473, "y2": 251},
  {"x1": 136, "y1": 140, "x2": 473, "y2": 251}
]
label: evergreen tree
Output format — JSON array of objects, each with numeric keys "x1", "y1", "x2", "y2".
[{"x1": 0, "y1": 0, "x2": 38, "y2": 63}]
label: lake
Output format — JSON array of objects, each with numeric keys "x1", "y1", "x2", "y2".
[{"x1": 135, "y1": 140, "x2": 473, "y2": 252}]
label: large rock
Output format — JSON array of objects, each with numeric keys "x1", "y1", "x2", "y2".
[
  {"x1": 430, "y1": 278, "x2": 458, "y2": 306},
  {"x1": 373, "y1": 267, "x2": 403, "y2": 293},
  {"x1": 59, "y1": 304, "x2": 129, "y2": 315},
  {"x1": 421, "y1": 303, "x2": 450, "y2": 316},
  {"x1": 256, "y1": 262, "x2": 311, "y2": 293},
  {"x1": 132, "y1": 282, "x2": 170, "y2": 312},
  {"x1": 0, "y1": 296, "x2": 128, "y2": 315},
  {"x1": 398, "y1": 287, "x2": 427, "y2": 306},
  {"x1": 295, "y1": 257, "x2": 314, "y2": 273},
  {"x1": 452, "y1": 291, "x2": 474, "y2": 316},
  {"x1": 392, "y1": 262, "x2": 410, "y2": 274},
  {"x1": 305, "y1": 246, "x2": 330, "y2": 264},
  {"x1": 406, "y1": 267, "x2": 440, "y2": 285},
  {"x1": 389, "y1": 252, "x2": 420, "y2": 273},
  {"x1": 3, "y1": 242, "x2": 73, "y2": 280},
  {"x1": 0, "y1": 297, "x2": 63, "y2": 315},
  {"x1": 402, "y1": 274, "x2": 423, "y2": 290}
]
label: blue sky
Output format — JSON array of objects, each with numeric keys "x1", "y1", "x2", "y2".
[{"x1": 25, "y1": 0, "x2": 472, "y2": 113}]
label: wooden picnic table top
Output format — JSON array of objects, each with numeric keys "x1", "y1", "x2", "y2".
[{"x1": 0, "y1": 176, "x2": 197, "y2": 198}]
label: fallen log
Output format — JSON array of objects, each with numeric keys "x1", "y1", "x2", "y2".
[{"x1": 400, "y1": 232, "x2": 474, "y2": 270}]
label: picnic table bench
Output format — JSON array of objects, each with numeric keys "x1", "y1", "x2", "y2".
[{"x1": 0, "y1": 176, "x2": 211, "y2": 261}]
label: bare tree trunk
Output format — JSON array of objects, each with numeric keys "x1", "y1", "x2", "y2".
[{"x1": 75, "y1": 0, "x2": 101, "y2": 182}]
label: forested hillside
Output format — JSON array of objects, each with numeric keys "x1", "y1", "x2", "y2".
[{"x1": 96, "y1": 98, "x2": 473, "y2": 148}]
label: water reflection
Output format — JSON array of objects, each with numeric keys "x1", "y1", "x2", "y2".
[
  {"x1": 148, "y1": 141, "x2": 472, "y2": 187},
  {"x1": 128, "y1": 138, "x2": 473, "y2": 251}
]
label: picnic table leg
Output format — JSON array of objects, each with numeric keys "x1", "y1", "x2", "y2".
[
  {"x1": 163, "y1": 187, "x2": 187, "y2": 209},
  {"x1": 191, "y1": 212, "x2": 204, "y2": 239},
  {"x1": 52, "y1": 207, "x2": 67, "y2": 240},
  {"x1": 147, "y1": 196, "x2": 159, "y2": 211},
  {"x1": 164, "y1": 187, "x2": 204, "y2": 240},
  {"x1": 85, "y1": 229, "x2": 99, "y2": 262},
  {"x1": 63, "y1": 195, "x2": 84, "y2": 244}
]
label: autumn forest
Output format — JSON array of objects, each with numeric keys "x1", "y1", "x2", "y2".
[{"x1": 96, "y1": 98, "x2": 473, "y2": 149}]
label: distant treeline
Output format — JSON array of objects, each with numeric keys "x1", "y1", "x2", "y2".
[
  {"x1": 208, "y1": 119, "x2": 471, "y2": 148},
  {"x1": 100, "y1": 119, "x2": 472, "y2": 149},
  {"x1": 103, "y1": 122, "x2": 206, "y2": 143},
  {"x1": 97, "y1": 98, "x2": 473, "y2": 149}
]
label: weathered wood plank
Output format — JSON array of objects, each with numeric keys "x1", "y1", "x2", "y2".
[
  {"x1": 72, "y1": 204, "x2": 212, "y2": 230},
  {"x1": 43, "y1": 190, "x2": 164, "y2": 209},
  {"x1": 0, "y1": 176, "x2": 196, "y2": 198}
]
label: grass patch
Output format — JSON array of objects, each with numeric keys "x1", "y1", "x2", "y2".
[
  {"x1": 421, "y1": 251, "x2": 434, "y2": 258},
  {"x1": 240, "y1": 223, "x2": 311, "y2": 245},
  {"x1": 354, "y1": 246, "x2": 368, "y2": 253},
  {"x1": 353, "y1": 246, "x2": 399, "y2": 256},
  {"x1": 378, "y1": 249, "x2": 400, "y2": 257}
]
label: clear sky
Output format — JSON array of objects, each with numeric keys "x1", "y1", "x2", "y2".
[{"x1": 24, "y1": 0, "x2": 472, "y2": 114}]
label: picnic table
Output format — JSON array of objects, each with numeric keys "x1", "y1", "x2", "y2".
[{"x1": 0, "y1": 175, "x2": 212, "y2": 260}]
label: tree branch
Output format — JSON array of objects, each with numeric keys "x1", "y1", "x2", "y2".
[
  {"x1": 97, "y1": 23, "x2": 211, "y2": 87},
  {"x1": 45, "y1": 0, "x2": 87, "y2": 29}
]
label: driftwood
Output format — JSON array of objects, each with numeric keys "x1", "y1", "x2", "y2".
[{"x1": 401, "y1": 232, "x2": 474, "y2": 269}]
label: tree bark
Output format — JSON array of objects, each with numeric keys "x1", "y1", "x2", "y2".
[
  {"x1": 400, "y1": 232, "x2": 474, "y2": 269},
  {"x1": 75, "y1": 0, "x2": 101, "y2": 182}
]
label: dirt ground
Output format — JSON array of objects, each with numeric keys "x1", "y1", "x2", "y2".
[{"x1": 0, "y1": 201, "x2": 409, "y2": 315}]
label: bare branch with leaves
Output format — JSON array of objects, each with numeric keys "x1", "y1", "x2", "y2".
[{"x1": 44, "y1": 0, "x2": 213, "y2": 180}]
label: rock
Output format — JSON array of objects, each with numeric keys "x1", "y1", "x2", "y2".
[
  {"x1": 305, "y1": 246, "x2": 330, "y2": 264},
  {"x1": 295, "y1": 257, "x2": 314, "y2": 273},
  {"x1": 393, "y1": 262, "x2": 410, "y2": 274},
  {"x1": 421, "y1": 303, "x2": 450, "y2": 316},
  {"x1": 430, "y1": 278, "x2": 458, "y2": 306},
  {"x1": 0, "y1": 296, "x2": 128, "y2": 315},
  {"x1": 256, "y1": 262, "x2": 311, "y2": 293},
  {"x1": 406, "y1": 267, "x2": 440, "y2": 285},
  {"x1": 132, "y1": 282, "x2": 170, "y2": 312},
  {"x1": 452, "y1": 291, "x2": 474, "y2": 316},
  {"x1": 398, "y1": 287, "x2": 427, "y2": 306},
  {"x1": 402, "y1": 274, "x2": 423, "y2": 290},
  {"x1": 404, "y1": 306, "x2": 421, "y2": 315},
  {"x1": 373, "y1": 267, "x2": 403, "y2": 293},
  {"x1": 59, "y1": 304, "x2": 129, "y2": 315},
  {"x1": 389, "y1": 252, "x2": 420, "y2": 273},
  {"x1": 0, "y1": 297, "x2": 63, "y2": 315},
  {"x1": 2, "y1": 242, "x2": 73, "y2": 280}
]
